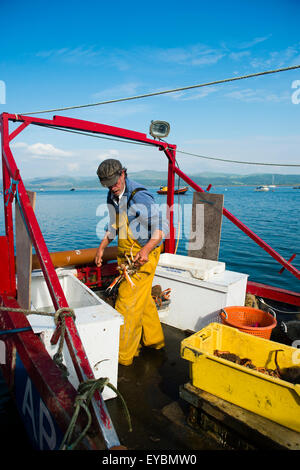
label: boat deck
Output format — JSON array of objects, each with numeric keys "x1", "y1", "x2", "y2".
[
  {"x1": 106, "y1": 313, "x2": 300, "y2": 451},
  {"x1": 1, "y1": 298, "x2": 299, "y2": 451},
  {"x1": 107, "y1": 323, "x2": 222, "y2": 450},
  {"x1": 0, "y1": 323, "x2": 222, "y2": 451}
]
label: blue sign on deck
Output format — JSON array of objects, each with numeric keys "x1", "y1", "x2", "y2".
[{"x1": 14, "y1": 353, "x2": 63, "y2": 450}]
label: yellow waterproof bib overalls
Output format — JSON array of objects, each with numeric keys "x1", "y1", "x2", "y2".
[{"x1": 114, "y1": 194, "x2": 165, "y2": 366}]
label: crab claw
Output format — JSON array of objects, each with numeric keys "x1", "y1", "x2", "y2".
[
  {"x1": 130, "y1": 244, "x2": 135, "y2": 262},
  {"x1": 118, "y1": 263, "x2": 126, "y2": 272},
  {"x1": 106, "y1": 274, "x2": 122, "y2": 292},
  {"x1": 124, "y1": 269, "x2": 135, "y2": 289},
  {"x1": 125, "y1": 254, "x2": 132, "y2": 265},
  {"x1": 161, "y1": 288, "x2": 171, "y2": 300}
]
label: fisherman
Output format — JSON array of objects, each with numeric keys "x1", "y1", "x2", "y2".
[{"x1": 95, "y1": 159, "x2": 168, "y2": 366}]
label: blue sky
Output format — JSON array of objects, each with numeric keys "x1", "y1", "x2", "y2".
[{"x1": 1, "y1": 0, "x2": 300, "y2": 179}]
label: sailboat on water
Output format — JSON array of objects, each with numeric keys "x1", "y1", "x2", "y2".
[{"x1": 269, "y1": 175, "x2": 276, "y2": 189}]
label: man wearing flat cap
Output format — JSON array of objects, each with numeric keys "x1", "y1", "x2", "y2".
[{"x1": 95, "y1": 159, "x2": 168, "y2": 366}]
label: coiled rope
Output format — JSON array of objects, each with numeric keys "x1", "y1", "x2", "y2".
[
  {"x1": 60, "y1": 376, "x2": 132, "y2": 450},
  {"x1": 0, "y1": 304, "x2": 132, "y2": 449},
  {"x1": 0, "y1": 305, "x2": 75, "y2": 377}
]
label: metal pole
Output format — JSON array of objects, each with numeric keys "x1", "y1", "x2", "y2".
[{"x1": 164, "y1": 146, "x2": 176, "y2": 253}]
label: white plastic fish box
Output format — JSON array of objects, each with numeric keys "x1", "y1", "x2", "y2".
[
  {"x1": 27, "y1": 270, "x2": 123, "y2": 400},
  {"x1": 153, "y1": 253, "x2": 248, "y2": 332}
]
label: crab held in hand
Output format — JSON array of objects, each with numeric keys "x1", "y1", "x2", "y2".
[{"x1": 106, "y1": 245, "x2": 140, "y2": 292}]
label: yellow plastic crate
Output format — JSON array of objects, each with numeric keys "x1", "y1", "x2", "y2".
[{"x1": 181, "y1": 323, "x2": 300, "y2": 432}]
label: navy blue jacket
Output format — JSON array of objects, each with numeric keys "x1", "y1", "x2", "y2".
[{"x1": 105, "y1": 177, "x2": 169, "y2": 247}]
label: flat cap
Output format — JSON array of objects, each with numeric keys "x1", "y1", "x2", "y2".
[{"x1": 97, "y1": 159, "x2": 123, "y2": 187}]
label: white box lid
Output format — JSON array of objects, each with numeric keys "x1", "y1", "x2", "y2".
[{"x1": 157, "y1": 253, "x2": 225, "y2": 281}]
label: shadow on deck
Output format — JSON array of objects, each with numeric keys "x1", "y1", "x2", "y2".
[{"x1": 107, "y1": 324, "x2": 221, "y2": 450}]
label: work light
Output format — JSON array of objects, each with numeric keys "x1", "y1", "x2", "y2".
[{"x1": 149, "y1": 120, "x2": 170, "y2": 139}]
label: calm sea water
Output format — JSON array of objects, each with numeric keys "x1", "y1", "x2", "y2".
[
  {"x1": 0, "y1": 184, "x2": 299, "y2": 445},
  {"x1": 1, "y1": 184, "x2": 298, "y2": 291}
]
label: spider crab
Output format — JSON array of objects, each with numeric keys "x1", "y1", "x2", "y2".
[
  {"x1": 213, "y1": 350, "x2": 280, "y2": 378},
  {"x1": 151, "y1": 285, "x2": 171, "y2": 308},
  {"x1": 106, "y1": 245, "x2": 139, "y2": 292}
]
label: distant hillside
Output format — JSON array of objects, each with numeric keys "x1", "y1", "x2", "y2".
[
  {"x1": 128, "y1": 171, "x2": 300, "y2": 188},
  {"x1": 20, "y1": 176, "x2": 99, "y2": 190},
  {"x1": 1, "y1": 172, "x2": 300, "y2": 190}
]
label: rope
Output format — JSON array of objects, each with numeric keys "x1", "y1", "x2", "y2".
[
  {"x1": 4, "y1": 178, "x2": 19, "y2": 207},
  {"x1": 5, "y1": 177, "x2": 34, "y2": 241},
  {"x1": 34, "y1": 123, "x2": 155, "y2": 148},
  {"x1": 32, "y1": 121, "x2": 300, "y2": 168},
  {"x1": 52, "y1": 308, "x2": 76, "y2": 377},
  {"x1": 0, "y1": 327, "x2": 32, "y2": 336},
  {"x1": 0, "y1": 305, "x2": 75, "y2": 376},
  {"x1": 258, "y1": 297, "x2": 299, "y2": 315},
  {"x1": 0, "y1": 305, "x2": 57, "y2": 316},
  {"x1": 0, "y1": 304, "x2": 132, "y2": 448},
  {"x1": 18, "y1": 64, "x2": 300, "y2": 115},
  {"x1": 60, "y1": 377, "x2": 132, "y2": 450},
  {"x1": 0, "y1": 304, "x2": 132, "y2": 449},
  {"x1": 11, "y1": 180, "x2": 33, "y2": 238},
  {"x1": 175, "y1": 149, "x2": 300, "y2": 168}
]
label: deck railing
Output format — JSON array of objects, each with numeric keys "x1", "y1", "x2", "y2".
[{"x1": 0, "y1": 112, "x2": 125, "y2": 448}]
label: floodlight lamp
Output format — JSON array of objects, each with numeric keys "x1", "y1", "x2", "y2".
[{"x1": 149, "y1": 120, "x2": 170, "y2": 139}]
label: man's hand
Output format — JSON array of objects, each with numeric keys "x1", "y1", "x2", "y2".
[
  {"x1": 95, "y1": 247, "x2": 104, "y2": 267},
  {"x1": 133, "y1": 230, "x2": 164, "y2": 266},
  {"x1": 95, "y1": 232, "x2": 113, "y2": 267},
  {"x1": 134, "y1": 246, "x2": 150, "y2": 266}
]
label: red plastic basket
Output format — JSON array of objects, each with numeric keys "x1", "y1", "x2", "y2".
[{"x1": 220, "y1": 306, "x2": 277, "y2": 339}]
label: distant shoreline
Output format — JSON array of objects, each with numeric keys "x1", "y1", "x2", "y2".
[
  {"x1": 22, "y1": 184, "x2": 300, "y2": 191},
  {"x1": 2, "y1": 172, "x2": 300, "y2": 192}
]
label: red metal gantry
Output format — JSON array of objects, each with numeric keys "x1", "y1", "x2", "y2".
[
  {"x1": 0, "y1": 112, "x2": 299, "y2": 450},
  {"x1": 0, "y1": 112, "x2": 179, "y2": 449}
]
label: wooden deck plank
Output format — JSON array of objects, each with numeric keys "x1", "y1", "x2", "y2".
[{"x1": 180, "y1": 382, "x2": 300, "y2": 450}]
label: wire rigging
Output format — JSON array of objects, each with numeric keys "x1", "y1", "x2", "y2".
[
  {"x1": 19, "y1": 64, "x2": 300, "y2": 115},
  {"x1": 175, "y1": 149, "x2": 300, "y2": 167},
  {"x1": 35, "y1": 123, "x2": 155, "y2": 148},
  {"x1": 35, "y1": 122, "x2": 300, "y2": 168},
  {"x1": 26, "y1": 61, "x2": 300, "y2": 169}
]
